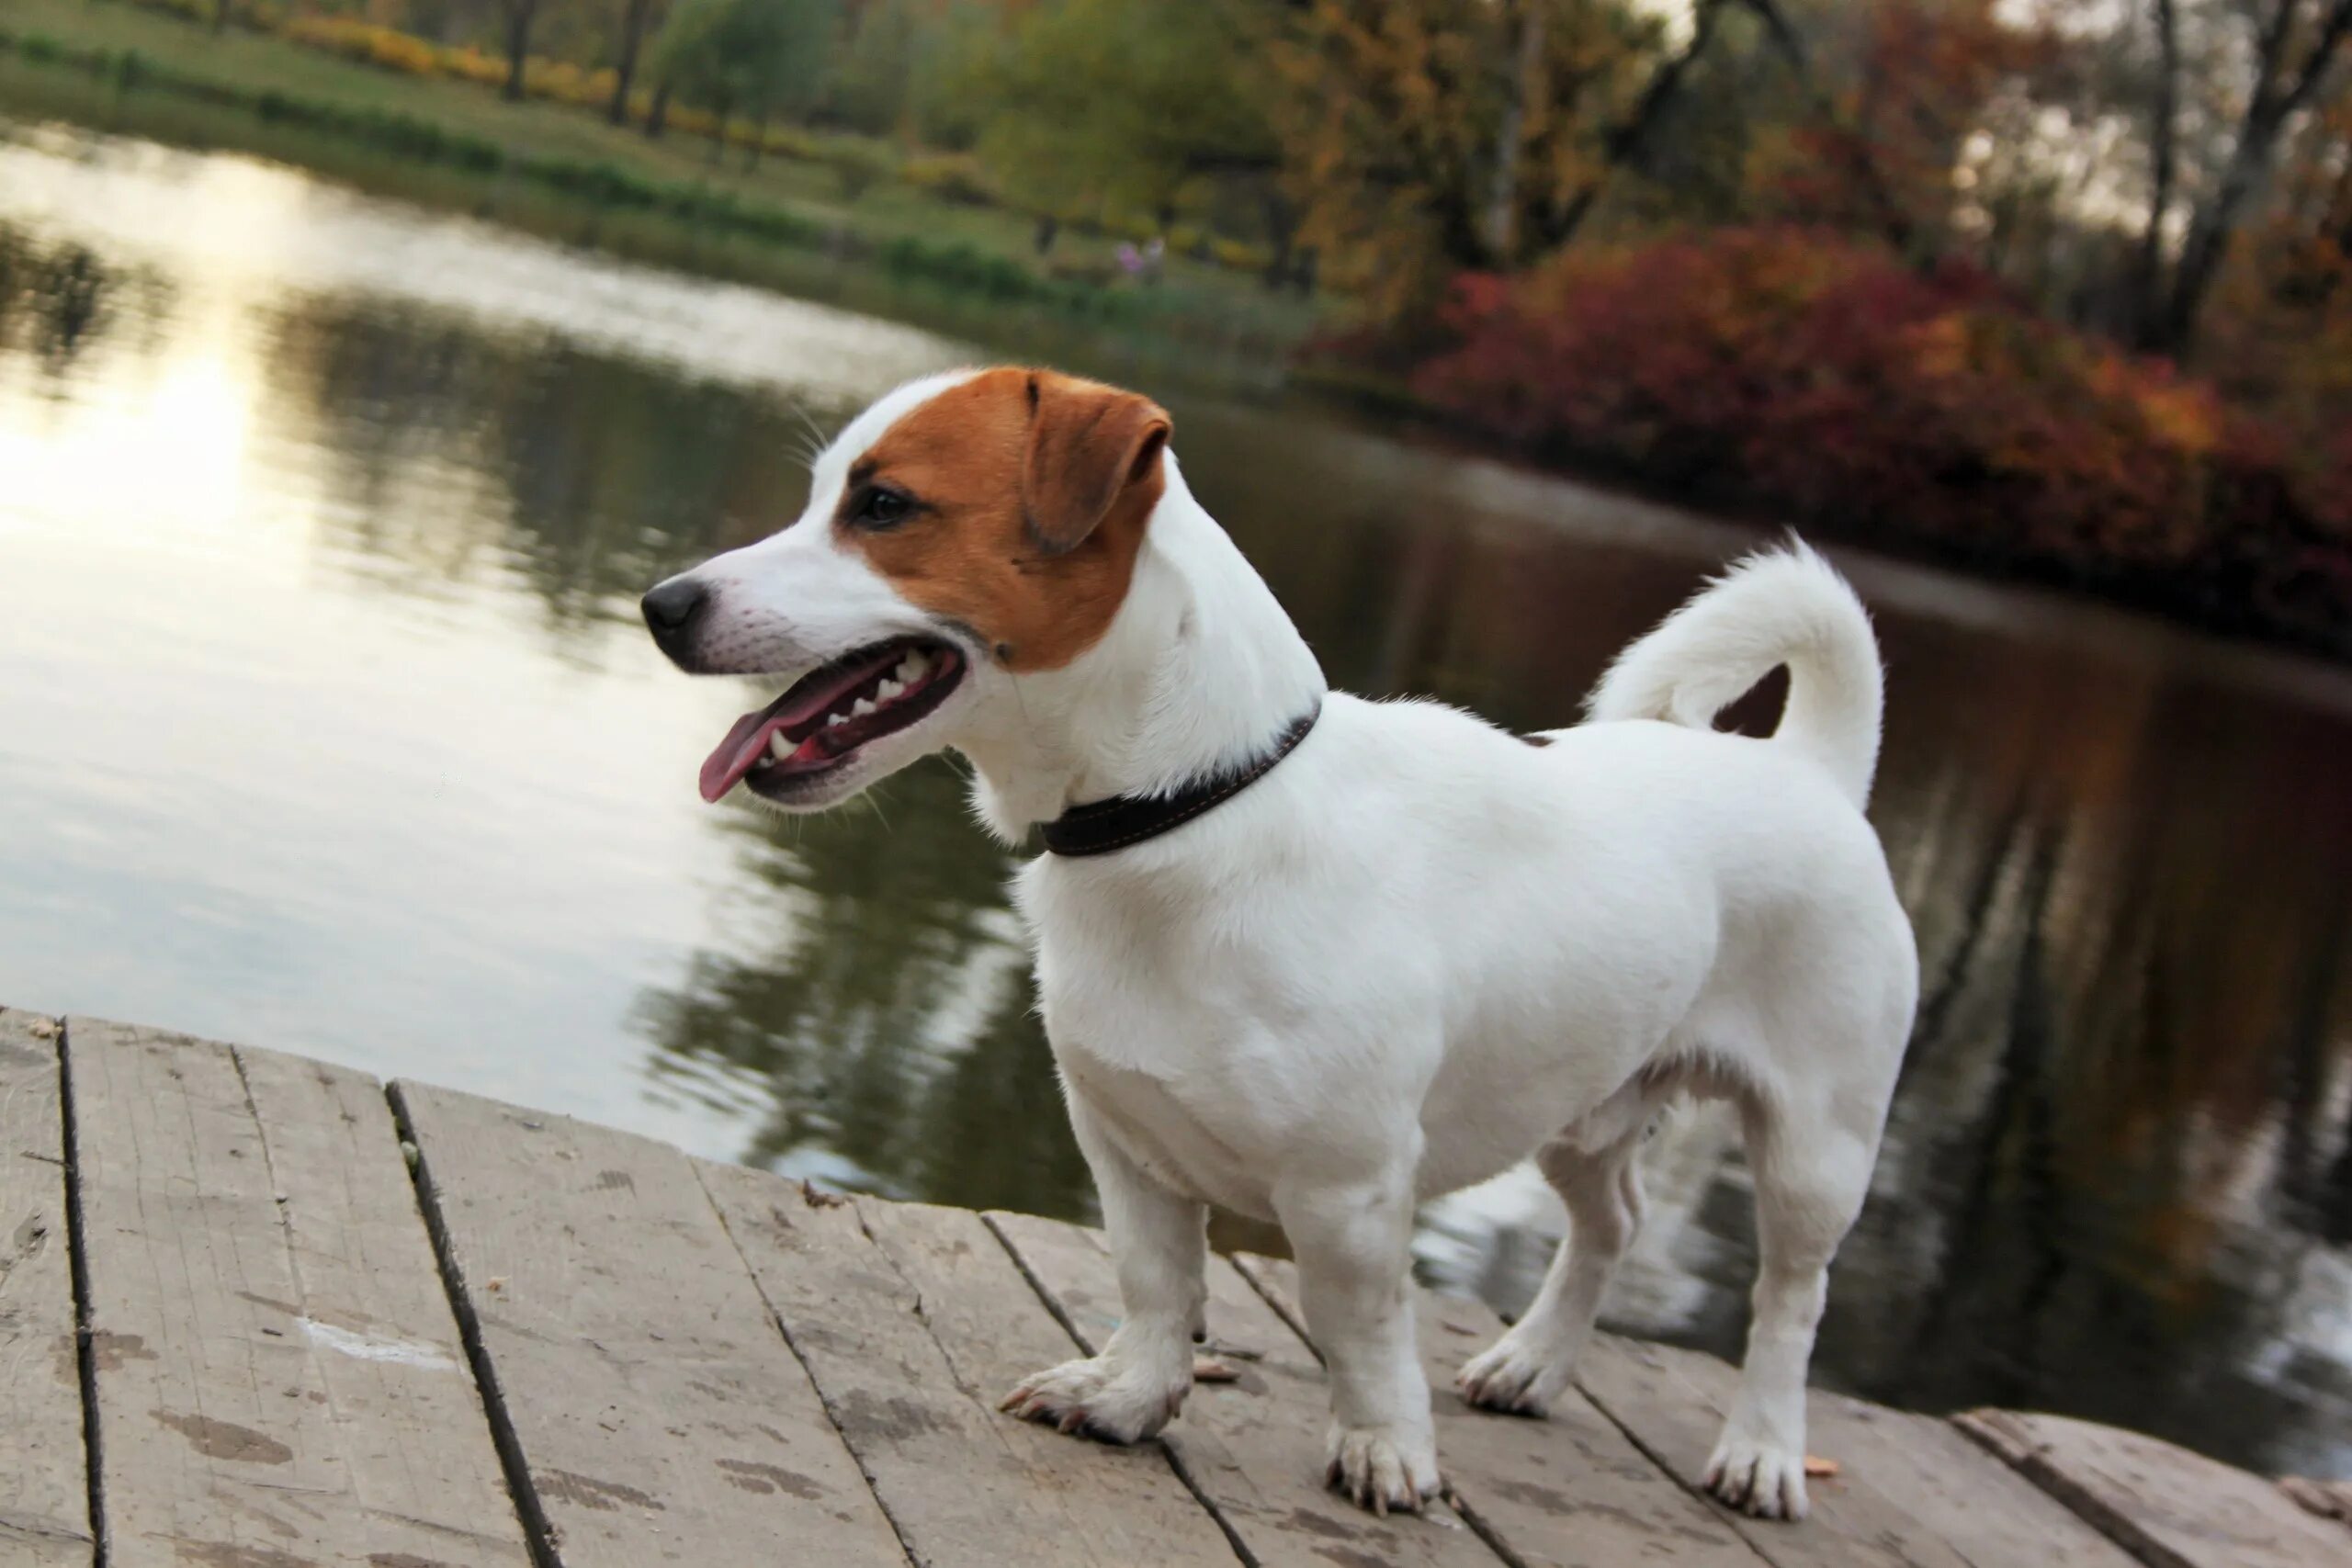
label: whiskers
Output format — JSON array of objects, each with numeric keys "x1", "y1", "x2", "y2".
[{"x1": 784, "y1": 397, "x2": 834, "y2": 473}]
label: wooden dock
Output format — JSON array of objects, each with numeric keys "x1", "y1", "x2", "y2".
[{"x1": 3, "y1": 1005, "x2": 2346, "y2": 1568}]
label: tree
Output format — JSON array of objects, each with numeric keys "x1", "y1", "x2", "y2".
[
  {"x1": 2139, "y1": 0, "x2": 2352, "y2": 354},
  {"x1": 609, "y1": 0, "x2": 667, "y2": 126},
  {"x1": 972, "y1": 0, "x2": 1281, "y2": 222},
  {"x1": 495, "y1": 0, "x2": 543, "y2": 103},
  {"x1": 1253, "y1": 0, "x2": 1662, "y2": 312},
  {"x1": 652, "y1": 0, "x2": 843, "y2": 161}
]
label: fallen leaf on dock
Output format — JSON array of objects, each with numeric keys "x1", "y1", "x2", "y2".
[
  {"x1": 1192, "y1": 1357, "x2": 1240, "y2": 1382},
  {"x1": 1804, "y1": 1456, "x2": 1841, "y2": 1478}
]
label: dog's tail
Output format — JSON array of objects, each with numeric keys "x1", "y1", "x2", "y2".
[{"x1": 1586, "y1": 539, "x2": 1883, "y2": 808}]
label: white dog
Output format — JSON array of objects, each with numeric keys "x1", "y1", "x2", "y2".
[{"x1": 643, "y1": 368, "x2": 1917, "y2": 1522}]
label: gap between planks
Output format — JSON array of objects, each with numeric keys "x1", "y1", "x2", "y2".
[{"x1": 384, "y1": 1081, "x2": 566, "y2": 1568}]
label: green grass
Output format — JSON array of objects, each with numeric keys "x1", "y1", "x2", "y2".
[{"x1": 0, "y1": 0, "x2": 1327, "y2": 380}]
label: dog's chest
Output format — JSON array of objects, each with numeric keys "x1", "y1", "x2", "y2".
[{"x1": 1052, "y1": 1040, "x2": 1278, "y2": 1219}]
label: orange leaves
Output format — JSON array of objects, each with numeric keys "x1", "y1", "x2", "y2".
[{"x1": 1397, "y1": 227, "x2": 2352, "y2": 656}]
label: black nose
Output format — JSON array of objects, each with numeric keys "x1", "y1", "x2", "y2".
[{"x1": 640, "y1": 577, "x2": 708, "y2": 664}]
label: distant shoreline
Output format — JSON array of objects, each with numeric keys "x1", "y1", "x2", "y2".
[{"x1": 0, "y1": 1, "x2": 1320, "y2": 389}]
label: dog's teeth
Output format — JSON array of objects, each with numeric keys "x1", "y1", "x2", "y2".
[
  {"x1": 851, "y1": 697, "x2": 876, "y2": 717},
  {"x1": 899, "y1": 652, "x2": 928, "y2": 681},
  {"x1": 768, "y1": 731, "x2": 792, "y2": 758},
  {"x1": 826, "y1": 713, "x2": 847, "y2": 728},
  {"x1": 876, "y1": 678, "x2": 904, "y2": 701}
]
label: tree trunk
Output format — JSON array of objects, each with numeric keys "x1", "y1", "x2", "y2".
[
  {"x1": 708, "y1": 100, "x2": 729, "y2": 166},
  {"x1": 501, "y1": 0, "x2": 535, "y2": 104},
  {"x1": 1740, "y1": 0, "x2": 1913, "y2": 251},
  {"x1": 744, "y1": 108, "x2": 767, "y2": 172},
  {"x1": 211, "y1": 0, "x2": 231, "y2": 34},
  {"x1": 1260, "y1": 187, "x2": 1298, "y2": 291},
  {"x1": 2132, "y1": 0, "x2": 2180, "y2": 349},
  {"x1": 2153, "y1": 0, "x2": 2352, "y2": 355},
  {"x1": 607, "y1": 0, "x2": 655, "y2": 127},
  {"x1": 1484, "y1": 0, "x2": 1546, "y2": 265},
  {"x1": 645, "y1": 80, "x2": 671, "y2": 140},
  {"x1": 1540, "y1": 0, "x2": 1726, "y2": 250}
]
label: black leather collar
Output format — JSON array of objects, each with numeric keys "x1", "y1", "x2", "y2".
[{"x1": 1040, "y1": 701, "x2": 1322, "y2": 858}]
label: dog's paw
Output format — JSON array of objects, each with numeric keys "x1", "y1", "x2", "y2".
[
  {"x1": 1456, "y1": 1329, "x2": 1571, "y2": 1416},
  {"x1": 1702, "y1": 1432, "x2": 1809, "y2": 1520},
  {"x1": 999, "y1": 1355, "x2": 1186, "y2": 1444},
  {"x1": 1323, "y1": 1421, "x2": 1440, "y2": 1517}
]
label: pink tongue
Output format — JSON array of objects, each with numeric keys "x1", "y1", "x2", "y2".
[
  {"x1": 696, "y1": 651, "x2": 902, "y2": 802},
  {"x1": 698, "y1": 710, "x2": 779, "y2": 803}
]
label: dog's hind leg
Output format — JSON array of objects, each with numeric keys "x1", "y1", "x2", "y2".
[
  {"x1": 1457, "y1": 1081, "x2": 1663, "y2": 1416},
  {"x1": 1701, "y1": 1084, "x2": 1881, "y2": 1521},
  {"x1": 1001, "y1": 1095, "x2": 1204, "y2": 1444},
  {"x1": 1275, "y1": 1156, "x2": 1439, "y2": 1515}
]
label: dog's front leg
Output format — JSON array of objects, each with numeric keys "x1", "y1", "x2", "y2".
[
  {"x1": 1277, "y1": 1168, "x2": 1438, "y2": 1514},
  {"x1": 1002, "y1": 1096, "x2": 1204, "y2": 1443}
]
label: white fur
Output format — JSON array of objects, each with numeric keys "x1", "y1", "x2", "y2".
[{"x1": 650, "y1": 377, "x2": 1919, "y2": 1522}]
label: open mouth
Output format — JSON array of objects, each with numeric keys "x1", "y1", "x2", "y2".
[{"x1": 699, "y1": 636, "x2": 967, "y2": 802}]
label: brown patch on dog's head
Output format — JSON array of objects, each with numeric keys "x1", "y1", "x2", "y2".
[{"x1": 837, "y1": 367, "x2": 1170, "y2": 671}]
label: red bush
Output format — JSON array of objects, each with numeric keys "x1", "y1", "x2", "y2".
[{"x1": 1405, "y1": 228, "x2": 2352, "y2": 655}]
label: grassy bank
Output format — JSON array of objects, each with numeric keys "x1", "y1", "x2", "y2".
[{"x1": 0, "y1": 0, "x2": 1323, "y2": 382}]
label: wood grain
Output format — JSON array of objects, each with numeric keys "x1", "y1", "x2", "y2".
[
  {"x1": 2278, "y1": 1475, "x2": 2352, "y2": 1534},
  {"x1": 1577, "y1": 1330, "x2": 1980, "y2": 1568},
  {"x1": 701, "y1": 1171, "x2": 1238, "y2": 1567},
  {"x1": 1231, "y1": 1252, "x2": 1766, "y2": 1568},
  {"x1": 1954, "y1": 1408, "x2": 2348, "y2": 1568},
  {"x1": 66, "y1": 1017, "x2": 535, "y2": 1568},
  {"x1": 0, "y1": 1010, "x2": 92, "y2": 1567},
  {"x1": 987, "y1": 1209, "x2": 1510, "y2": 1568},
  {"x1": 392, "y1": 1080, "x2": 907, "y2": 1568}
]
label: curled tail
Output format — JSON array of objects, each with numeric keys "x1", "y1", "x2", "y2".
[{"x1": 1587, "y1": 539, "x2": 1883, "y2": 808}]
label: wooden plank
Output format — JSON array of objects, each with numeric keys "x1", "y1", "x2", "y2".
[
  {"x1": 0, "y1": 1010, "x2": 92, "y2": 1567},
  {"x1": 986, "y1": 1209, "x2": 1508, "y2": 1568},
  {"x1": 233, "y1": 1045, "x2": 538, "y2": 1562},
  {"x1": 1575, "y1": 1331, "x2": 1984, "y2": 1568},
  {"x1": 391, "y1": 1080, "x2": 907, "y2": 1568},
  {"x1": 699, "y1": 1170, "x2": 1238, "y2": 1568},
  {"x1": 64, "y1": 1016, "x2": 534, "y2": 1568},
  {"x1": 1798, "y1": 1389, "x2": 2142, "y2": 1568},
  {"x1": 2278, "y1": 1476, "x2": 2352, "y2": 1535},
  {"x1": 1231, "y1": 1252, "x2": 1765, "y2": 1568},
  {"x1": 1954, "y1": 1409, "x2": 2347, "y2": 1568}
]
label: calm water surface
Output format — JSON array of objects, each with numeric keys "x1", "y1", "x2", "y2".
[{"x1": 4, "y1": 121, "x2": 2348, "y2": 1480}]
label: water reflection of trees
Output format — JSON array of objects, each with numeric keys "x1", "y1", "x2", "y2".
[
  {"x1": 0, "y1": 224, "x2": 173, "y2": 377},
  {"x1": 632, "y1": 759, "x2": 1095, "y2": 1220},
  {"x1": 259, "y1": 297, "x2": 853, "y2": 649},
  {"x1": 1456, "y1": 607, "x2": 2352, "y2": 1475},
  {"x1": 237, "y1": 286, "x2": 2350, "y2": 1472}
]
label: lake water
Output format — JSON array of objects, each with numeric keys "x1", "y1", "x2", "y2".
[{"x1": 4, "y1": 119, "x2": 2348, "y2": 1482}]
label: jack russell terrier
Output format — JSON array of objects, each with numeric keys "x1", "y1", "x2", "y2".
[{"x1": 642, "y1": 368, "x2": 1917, "y2": 1522}]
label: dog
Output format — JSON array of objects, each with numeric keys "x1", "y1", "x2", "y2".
[{"x1": 642, "y1": 367, "x2": 1918, "y2": 1522}]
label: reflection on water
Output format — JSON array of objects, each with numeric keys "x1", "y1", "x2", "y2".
[{"x1": 2, "y1": 120, "x2": 2346, "y2": 1480}]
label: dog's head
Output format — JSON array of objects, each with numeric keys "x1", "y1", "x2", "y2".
[{"x1": 642, "y1": 367, "x2": 1171, "y2": 811}]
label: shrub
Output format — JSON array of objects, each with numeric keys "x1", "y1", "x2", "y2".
[
  {"x1": 1407, "y1": 228, "x2": 2352, "y2": 654},
  {"x1": 900, "y1": 153, "x2": 995, "y2": 208}
]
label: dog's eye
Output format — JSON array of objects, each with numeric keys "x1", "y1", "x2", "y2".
[{"x1": 850, "y1": 483, "x2": 916, "y2": 530}]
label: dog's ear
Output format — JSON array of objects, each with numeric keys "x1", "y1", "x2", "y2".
[{"x1": 1020, "y1": 372, "x2": 1171, "y2": 557}]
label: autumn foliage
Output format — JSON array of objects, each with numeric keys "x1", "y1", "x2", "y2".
[{"x1": 1409, "y1": 230, "x2": 2352, "y2": 654}]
